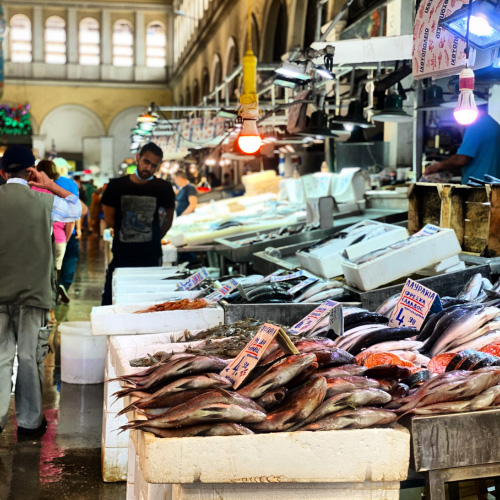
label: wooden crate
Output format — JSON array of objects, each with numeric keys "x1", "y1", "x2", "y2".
[{"x1": 408, "y1": 183, "x2": 500, "y2": 256}]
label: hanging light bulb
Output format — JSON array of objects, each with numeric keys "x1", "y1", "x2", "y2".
[
  {"x1": 237, "y1": 119, "x2": 261, "y2": 154},
  {"x1": 454, "y1": 67, "x2": 478, "y2": 125}
]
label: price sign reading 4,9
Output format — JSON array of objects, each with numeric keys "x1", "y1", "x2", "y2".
[{"x1": 389, "y1": 278, "x2": 442, "y2": 331}]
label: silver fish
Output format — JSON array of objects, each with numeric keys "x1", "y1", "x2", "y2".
[
  {"x1": 446, "y1": 321, "x2": 500, "y2": 351},
  {"x1": 299, "y1": 388, "x2": 391, "y2": 427},
  {"x1": 238, "y1": 353, "x2": 317, "y2": 399},
  {"x1": 251, "y1": 376, "x2": 327, "y2": 432},
  {"x1": 429, "y1": 307, "x2": 500, "y2": 357},
  {"x1": 364, "y1": 340, "x2": 423, "y2": 353},
  {"x1": 449, "y1": 330, "x2": 500, "y2": 352},
  {"x1": 304, "y1": 288, "x2": 344, "y2": 303},
  {"x1": 457, "y1": 273, "x2": 483, "y2": 301},
  {"x1": 376, "y1": 294, "x2": 400, "y2": 318},
  {"x1": 300, "y1": 408, "x2": 397, "y2": 431},
  {"x1": 294, "y1": 280, "x2": 343, "y2": 303}
]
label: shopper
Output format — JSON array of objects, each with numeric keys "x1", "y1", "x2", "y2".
[
  {"x1": 0, "y1": 145, "x2": 83, "y2": 437},
  {"x1": 101, "y1": 142, "x2": 175, "y2": 305},
  {"x1": 174, "y1": 170, "x2": 198, "y2": 217},
  {"x1": 424, "y1": 108, "x2": 500, "y2": 183}
]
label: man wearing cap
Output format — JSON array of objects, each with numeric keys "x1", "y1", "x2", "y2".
[{"x1": 0, "y1": 145, "x2": 84, "y2": 437}]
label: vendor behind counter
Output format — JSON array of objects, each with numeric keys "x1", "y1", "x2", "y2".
[{"x1": 424, "y1": 107, "x2": 500, "y2": 183}]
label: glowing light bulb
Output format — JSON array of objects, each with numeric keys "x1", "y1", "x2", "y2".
[
  {"x1": 344, "y1": 123, "x2": 354, "y2": 132},
  {"x1": 468, "y1": 15, "x2": 495, "y2": 37},
  {"x1": 237, "y1": 119, "x2": 262, "y2": 154},
  {"x1": 454, "y1": 67, "x2": 478, "y2": 126}
]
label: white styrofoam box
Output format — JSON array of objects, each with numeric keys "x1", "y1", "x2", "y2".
[
  {"x1": 91, "y1": 304, "x2": 223, "y2": 336},
  {"x1": 103, "y1": 411, "x2": 129, "y2": 448},
  {"x1": 162, "y1": 244, "x2": 178, "y2": 265},
  {"x1": 102, "y1": 446, "x2": 129, "y2": 482},
  {"x1": 132, "y1": 425, "x2": 410, "y2": 484},
  {"x1": 114, "y1": 291, "x2": 200, "y2": 305},
  {"x1": 113, "y1": 276, "x2": 183, "y2": 286},
  {"x1": 104, "y1": 378, "x2": 125, "y2": 413},
  {"x1": 342, "y1": 228, "x2": 462, "y2": 291},
  {"x1": 445, "y1": 261, "x2": 466, "y2": 273},
  {"x1": 171, "y1": 482, "x2": 401, "y2": 500},
  {"x1": 113, "y1": 283, "x2": 183, "y2": 295},
  {"x1": 418, "y1": 254, "x2": 461, "y2": 274},
  {"x1": 114, "y1": 266, "x2": 182, "y2": 276},
  {"x1": 297, "y1": 221, "x2": 408, "y2": 279}
]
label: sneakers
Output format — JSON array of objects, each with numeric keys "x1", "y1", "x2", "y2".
[
  {"x1": 17, "y1": 415, "x2": 48, "y2": 439},
  {"x1": 58, "y1": 284, "x2": 70, "y2": 303}
]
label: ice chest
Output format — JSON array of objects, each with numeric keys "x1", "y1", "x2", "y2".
[{"x1": 341, "y1": 228, "x2": 462, "y2": 291}]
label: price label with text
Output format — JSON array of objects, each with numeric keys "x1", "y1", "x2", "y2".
[
  {"x1": 177, "y1": 268, "x2": 210, "y2": 291},
  {"x1": 270, "y1": 270, "x2": 305, "y2": 282},
  {"x1": 389, "y1": 278, "x2": 441, "y2": 330},
  {"x1": 287, "y1": 277, "x2": 319, "y2": 296},
  {"x1": 289, "y1": 299, "x2": 341, "y2": 335},
  {"x1": 220, "y1": 323, "x2": 298, "y2": 389},
  {"x1": 258, "y1": 269, "x2": 285, "y2": 283},
  {"x1": 205, "y1": 278, "x2": 239, "y2": 303},
  {"x1": 327, "y1": 303, "x2": 344, "y2": 339}
]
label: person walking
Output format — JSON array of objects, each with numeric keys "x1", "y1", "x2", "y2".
[
  {"x1": 174, "y1": 170, "x2": 198, "y2": 217},
  {"x1": 0, "y1": 145, "x2": 83, "y2": 437},
  {"x1": 101, "y1": 142, "x2": 175, "y2": 305}
]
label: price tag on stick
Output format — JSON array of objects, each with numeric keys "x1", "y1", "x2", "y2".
[
  {"x1": 289, "y1": 299, "x2": 342, "y2": 335},
  {"x1": 327, "y1": 304, "x2": 344, "y2": 340},
  {"x1": 204, "y1": 278, "x2": 239, "y2": 303},
  {"x1": 177, "y1": 267, "x2": 210, "y2": 291},
  {"x1": 221, "y1": 323, "x2": 299, "y2": 389},
  {"x1": 389, "y1": 278, "x2": 442, "y2": 330}
]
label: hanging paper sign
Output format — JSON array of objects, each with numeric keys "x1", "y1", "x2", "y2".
[
  {"x1": 205, "y1": 278, "x2": 239, "y2": 303},
  {"x1": 389, "y1": 278, "x2": 442, "y2": 330},
  {"x1": 177, "y1": 268, "x2": 210, "y2": 291},
  {"x1": 220, "y1": 323, "x2": 298, "y2": 389},
  {"x1": 270, "y1": 270, "x2": 305, "y2": 282},
  {"x1": 289, "y1": 299, "x2": 342, "y2": 335},
  {"x1": 412, "y1": 0, "x2": 474, "y2": 80},
  {"x1": 288, "y1": 277, "x2": 319, "y2": 296}
]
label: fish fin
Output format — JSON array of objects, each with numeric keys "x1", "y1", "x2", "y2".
[
  {"x1": 112, "y1": 387, "x2": 136, "y2": 398},
  {"x1": 117, "y1": 402, "x2": 138, "y2": 417}
]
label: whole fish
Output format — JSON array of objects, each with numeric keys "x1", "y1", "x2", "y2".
[
  {"x1": 309, "y1": 348, "x2": 355, "y2": 368},
  {"x1": 390, "y1": 350, "x2": 431, "y2": 366},
  {"x1": 261, "y1": 338, "x2": 336, "y2": 366},
  {"x1": 347, "y1": 327, "x2": 417, "y2": 356},
  {"x1": 294, "y1": 280, "x2": 343, "y2": 303},
  {"x1": 117, "y1": 355, "x2": 229, "y2": 392},
  {"x1": 335, "y1": 325, "x2": 389, "y2": 351},
  {"x1": 136, "y1": 422, "x2": 255, "y2": 438},
  {"x1": 446, "y1": 321, "x2": 500, "y2": 351},
  {"x1": 408, "y1": 385, "x2": 500, "y2": 415},
  {"x1": 428, "y1": 307, "x2": 500, "y2": 357},
  {"x1": 344, "y1": 312, "x2": 389, "y2": 331},
  {"x1": 286, "y1": 363, "x2": 318, "y2": 390},
  {"x1": 457, "y1": 273, "x2": 483, "y2": 301},
  {"x1": 300, "y1": 408, "x2": 397, "y2": 431},
  {"x1": 251, "y1": 376, "x2": 327, "y2": 432},
  {"x1": 342, "y1": 307, "x2": 368, "y2": 317},
  {"x1": 256, "y1": 387, "x2": 288, "y2": 411},
  {"x1": 298, "y1": 388, "x2": 391, "y2": 428},
  {"x1": 363, "y1": 340, "x2": 424, "y2": 353},
  {"x1": 304, "y1": 288, "x2": 344, "y2": 303},
  {"x1": 238, "y1": 353, "x2": 317, "y2": 399},
  {"x1": 205, "y1": 423, "x2": 255, "y2": 436},
  {"x1": 122, "y1": 394, "x2": 267, "y2": 430},
  {"x1": 376, "y1": 294, "x2": 400, "y2": 318},
  {"x1": 316, "y1": 364, "x2": 366, "y2": 378},
  {"x1": 449, "y1": 330, "x2": 500, "y2": 353},
  {"x1": 420, "y1": 305, "x2": 484, "y2": 355},
  {"x1": 326, "y1": 376, "x2": 381, "y2": 397}
]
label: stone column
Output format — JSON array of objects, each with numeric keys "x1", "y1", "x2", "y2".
[
  {"x1": 100, "y1": 136, "x2": 115, "y2": 178},
  {"x1": 32, "y1": 6, "x2": 43, "y2": 62},
  {"x1": 135, "y1": 11, "x2": 145, "y2": 67}
]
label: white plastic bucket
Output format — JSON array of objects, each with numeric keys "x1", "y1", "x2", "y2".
[{"x1": 60, "y1": 321, "x2": 106, "y2": 384}]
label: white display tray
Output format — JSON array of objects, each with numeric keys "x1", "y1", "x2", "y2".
[
  {"x1": 342, "y1": 228, "x2": 462, "y2": 291},
  {"x1": 132, "y1": 425, "x2": 410, "y2": 484},
  {"x1": 91, "y1": 304, "x2": 223, "y2": 336},
  {"x1": 113, "y1": 266, "x2": 182, "y2": 276},
  {"x1": 297, "y1": 221, "x2": 408, "y2": 279}
]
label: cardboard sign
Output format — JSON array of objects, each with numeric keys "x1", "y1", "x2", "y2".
[
  {"x1": 221, "y1": 323, "x2": 298, "y2": 389},
  {"x1": 177, "y1": 268, "x2": 210, "y2": 291},
  {"x1": 327, "y1": 303, "x2": 344, "y2": 339},
  {"x1": 389, "y1": 278, "x2": 441, "y2": 330},
  {"x1": 270, "y1": 270, "x2": 305, "y2": 282},
  {"x1": 288, "y1": 277, "x2": 319, "y2": 296},
  {"x1": 289, "y1": 299, "x2": 342, "y2": 335},
  {"x1": 205, "y1": 278, "x2": 239, "y2": 303},
  {"x1": 258, "y1": 269, "x2": 285, "y2": 283}
]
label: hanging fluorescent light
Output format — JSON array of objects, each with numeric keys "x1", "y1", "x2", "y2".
[
  {"x1": 440, "y1": 0, "x2": 500, "y2": 50},
  {"x1": 275, "y1": 62, "x2": 309, "y2": 81},
  {"x1": 315, "y1": 66, "x2": 334, "y2": 80}
]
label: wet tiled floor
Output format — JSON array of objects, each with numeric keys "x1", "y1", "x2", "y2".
[{"x1": 0, "y1": 237, "x2": 126, "y2": 499}]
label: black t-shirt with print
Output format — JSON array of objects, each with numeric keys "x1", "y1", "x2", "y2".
[{"x1": 101, "y1": 176, "x2": 175, "y2": 263}]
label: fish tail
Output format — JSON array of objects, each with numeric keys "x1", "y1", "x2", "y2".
[
  {"x1": 117, "y1": 402, "x2": 138, "y2": 417},
  {"x1": 112, "y1": 387, "x2": 136, "y2": 398}
]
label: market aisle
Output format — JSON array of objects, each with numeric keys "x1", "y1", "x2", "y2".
[{"x1": 0, "y1": 237, "x2": 126, "y2": 500}]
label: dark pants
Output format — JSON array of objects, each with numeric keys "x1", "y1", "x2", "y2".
[
  {"x1": 101, "y1": 256, "x2": 162, "y2": 306},
  {"x1": 60, "y1": 234, "x2": 80, "y2": 290}
]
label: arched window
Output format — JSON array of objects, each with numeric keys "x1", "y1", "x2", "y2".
[
  {"x1": 211, "y1": 53, "x2": 222, "y2": 101},
  {"x1": 10, "y1": 14, "x2": 32, "y2": 63},
  {"x1": 192, "y1": 79, "x2": 200, "y2": 105},
  {"x1": 202, "y1": 68, "x2": 210, "y2": 99},
  {"x1": 146, "y1": 22, "x2": 166, "y2": 68},
  {"x1": 113, "y1": 20, "x2": 134, "y2": 67},
  {"x1": 79, "y1": 18, "x2": 100, "y2": 66},
  {"x1": 45, "y1": 16, "x2": 66, "y2": 64}
]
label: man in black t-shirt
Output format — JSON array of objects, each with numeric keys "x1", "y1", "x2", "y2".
[{"x1": 101, "y1": 143, "x2": 175, "y2": 305}]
